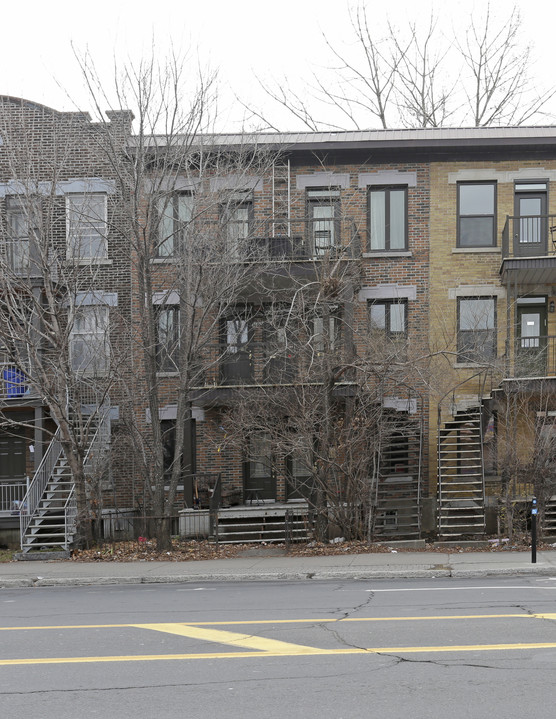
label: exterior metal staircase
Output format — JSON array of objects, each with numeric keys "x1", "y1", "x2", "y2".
[
  {"x1": 374, "y1": 410, "x2": 423, "y2": 538},
  {"x1": 543, "y1": 497, "x2": 556, "y2": 537},
  {"x1": 437, "y1": 406, "x2": 486, "y2": 538},
  {"x1": 19, "y1": 412, "x2": 110, "y2": 553}
]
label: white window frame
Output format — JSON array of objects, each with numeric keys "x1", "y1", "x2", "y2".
[
  {"x1": 66, "y1": 193, "x2": 108, "y2": 260},
  {"x1": 457, "y1": 296, "x2": 497, "y2": 363},
  {"x1": 157, "y1": 193, "x2": 193, "y2": 258},
  {"x1": 70, "y1": 305, "x2": 109, "y2": 374},
  {"x1": 5, "y1": 197, "x2": 32, "y2": 273}
]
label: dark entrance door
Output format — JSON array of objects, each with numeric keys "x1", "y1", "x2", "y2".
[
  {"x1": 0, "y1": 430, "x2": 26, "y2": 480},
  {"x1": 244, "y1": 434, "x2": 276, "y2": 501},
  {"x1": 161, "y1": 417, "x2": 196, "y2": 506},
  {"x1": 517, "y1": 303, "x2": 548, "y2": 377},
  {"x1": 514, "y1": 192, "x2": 547, "y2": 256},
  {"x1": 286, "y1": 455, "x2": 314, "y2": 501}
]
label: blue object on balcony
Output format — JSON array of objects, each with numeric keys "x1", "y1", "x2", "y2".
[{"x1": 3, "y1": 368, "x2": 28, "y2": 397}]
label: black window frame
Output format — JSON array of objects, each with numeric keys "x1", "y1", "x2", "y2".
[
  {"x1": 368, "y1": 299, "x2": 408, "y2": 339},
  {"x1": 457, "y1": 296, "x2": 497, "y2": 363},
  {"x1": 367, "y1": 185, "x2": 408, "y2": 252},
  {"x1": 457, "y1": 181, "x2": 497, "y2": 248}
]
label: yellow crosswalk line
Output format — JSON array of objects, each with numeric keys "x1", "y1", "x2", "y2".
[
  {"x1": 3, "y1": 642, "x2": 556, "y2": 666},
  {"x1": 133, "y1": 622, "x2": 327, "y2": 654},
  {"x1": 0, "y1": 613, "x2": 542, "y2": 631}
]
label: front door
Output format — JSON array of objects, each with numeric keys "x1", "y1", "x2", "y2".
[
  {"x1": 0, "y1": 430, "x2": 26, "y2": 480},
  {"x1": 286, "y1": 454, "x2": 314, "y2": 500},
  {"x1": 514, "y1": 192, "x2": 547, "y2": 256},
  {"x1": 517, "y1": 304, "x2": 548, "y2": 377},
  {"x1": 244, "y1": 434, "x2": 276, "y2": 501}
]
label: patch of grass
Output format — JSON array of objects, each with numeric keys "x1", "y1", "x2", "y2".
[{"x1": 0, "y1": 548, "x2": 15, "y2": 562}]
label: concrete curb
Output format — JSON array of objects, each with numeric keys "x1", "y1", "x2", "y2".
[{"x1": 1, "y1": 565, "x2": 554, "y2": 588}]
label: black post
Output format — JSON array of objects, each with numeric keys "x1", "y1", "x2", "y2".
[{"x1": 531, "y1": 497, "x2": 537, "y2": 564}]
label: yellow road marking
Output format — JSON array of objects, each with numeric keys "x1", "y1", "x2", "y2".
[
  {"x1": 134, "y1": 623, "x2": 326, "y2": 654},
  {"x1": 3, "y1": 643, "x2": 556, "y2": 666},
  {"x1": 2, "y1": 613, "x2": 556, "y2": 631}
]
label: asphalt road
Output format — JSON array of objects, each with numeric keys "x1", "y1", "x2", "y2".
[{"x1": 2, "y1": 577, "x2": 556, "y2": 718}]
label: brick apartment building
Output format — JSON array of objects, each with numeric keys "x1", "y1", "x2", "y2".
[{"x1": 2, "y1": 97, "x2": 556, "y2": 550}]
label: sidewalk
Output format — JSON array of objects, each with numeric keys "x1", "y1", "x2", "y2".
[{"x1": 1, "y1": 550, "x2": 556, "y2": 588}]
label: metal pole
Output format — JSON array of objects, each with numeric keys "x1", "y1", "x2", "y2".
[{"x1": 531, "y1": 496, "x2": 537, "y2": 564}]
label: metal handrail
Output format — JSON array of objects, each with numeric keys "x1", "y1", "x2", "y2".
[
  {"x1": 83, "y1": 410, "x2": 111, "y2": 470},
  {"x1": 20, "y1": 410, "x2": 111, "y2": 549},
  {"x1": 19, "y1": 427, "x2": 62, "y2": 544},
  {"x1": 208, "y1": 473, "x2": 221, "y2": 538},
  {"x1": 63, "y1": 486, "x2": 77, "y2": 550}
]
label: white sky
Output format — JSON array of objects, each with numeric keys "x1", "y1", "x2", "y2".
[{"x1": 3, "y1": 0, "x2": 556, "y2": 130}]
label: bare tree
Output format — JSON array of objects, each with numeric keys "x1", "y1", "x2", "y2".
[
  {"x1": 458, "y1": 5, "x2": 556, "y2": 126},
  {"x1": 76, "y1": 51, "x2": 283, "y2": 550},
  {"x1": 390, "y1": 17, "x2": 455, "y2": 128},
  {"x1": 249, "y1": 4, "x2": 554, "y2": 131},
  {"x1": 218, "y1": 227, "x2": 429, "y2": 542},
  {"x1": 0, "y1": 102, "x2": 126, "y2": 547}
]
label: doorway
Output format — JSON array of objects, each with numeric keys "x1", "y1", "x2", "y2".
[
  {"x1": 514, "y1": 183, "x2": 548, "y2": 256},
  {"x1": 517, "y1": 302, "x2": 548, "y2": 377}
]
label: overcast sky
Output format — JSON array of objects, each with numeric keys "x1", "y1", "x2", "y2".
[{"x1": 4, "y1": 0, "x2": 556, "y2": 130}]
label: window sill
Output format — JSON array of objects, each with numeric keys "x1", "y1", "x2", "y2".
[
  {"x1": 152, "y1": 257, "x2": 178, "y2": 264},
  {"x1": 453, "y1": 361, "x2": 496, "y2": 368},
  {"x1": 67, "y1": 258, "x2": 113, "y2": 266},
  {"x1": 362, "y1": 251, "x2": 412, "y2": 258},
  {"x1": 156, "y1": 371, "x2": 179, "y2": 377},
  {"x1": 452, "y1": 247, "x2": 500, "y2": 254}
]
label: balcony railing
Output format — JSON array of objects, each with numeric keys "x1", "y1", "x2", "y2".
[
  {"x1": 176, "y1": 340, "x2": 352, "y2": 388},
  {"x1": 510, "y1": 336, "x2": 556, "y2": 378},
  {"x1": 187, "y1": 217, "x2": 360, "y2": 261},
  {"x1": 0, "y1": 362, "x2": 37, "y2": 401},
  {"x1": 502, "y1": 215, "x2": 556, "y2": 259}
]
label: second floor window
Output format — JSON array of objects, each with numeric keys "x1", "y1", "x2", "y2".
[
  {"x1": 369, "y1": 300, "x2": 407, "y2": 338},
  {"x1": 67, "y1": 193, "x2": 107, "y2": 260},
  {"x1": 225, "y1": 318, "x2": 250, "y2": 353},
  {"x1": 157, "y1": 193, "x2": 193, "y2": 257},
  {"x1": 458, "y1": 182, "x2": 496, "y2": 247},
  {"x1": 312, "y1": 315, "x2": 340, "y2": 353},
  {"x1": 155, "y1": 306, "x2": 179, "y2": 372},
  {"x1": 368, "y1": 187, "x2": 407, "y2": 251},
  {"x1": 457, "y1": 297, "x2": 496, "y2": 363},
  {"x1": 70, "y1": 305, "x2": 109, "y2": 373},
  {"x1": 221, "y1": 196, "x2": 252, "y2": 259}
]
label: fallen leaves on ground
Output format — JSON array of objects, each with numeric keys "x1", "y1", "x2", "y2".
[
  {"x1": 66, "y1": 532, "x2": 555, "y2": 562},
  {"x1": 71, "y1": 539, "x2": 248, "y2": 562}
]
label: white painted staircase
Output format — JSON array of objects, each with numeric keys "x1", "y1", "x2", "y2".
[{"x1": 19, "y1": 413, "x2": 110, "y2": 554}]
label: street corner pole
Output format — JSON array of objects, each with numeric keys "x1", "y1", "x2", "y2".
[{"x1": 531, "y1": 496, "x2": 537, "y2": 564}]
